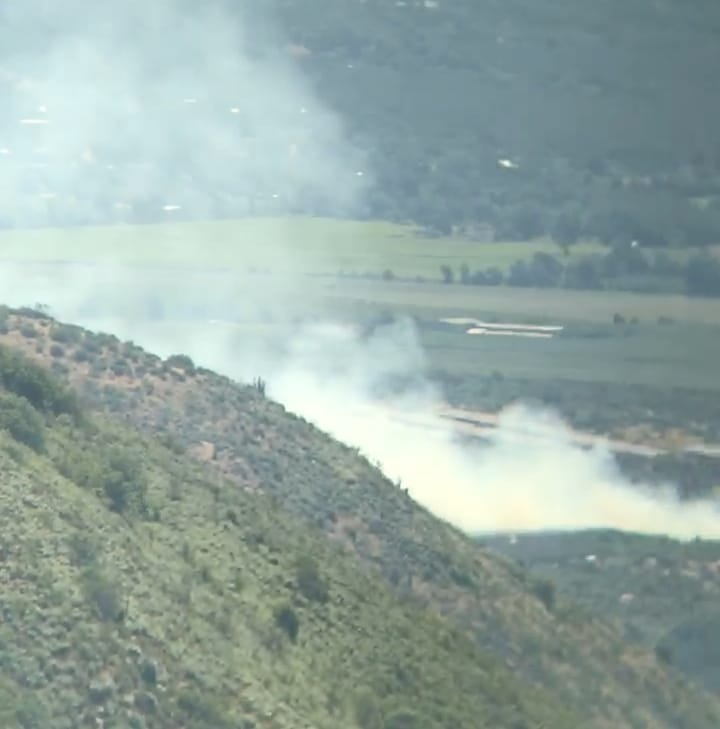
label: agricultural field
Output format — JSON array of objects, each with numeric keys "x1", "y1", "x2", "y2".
[
  {"x1": 4, "y1": 218, "x2": 720, "y2": 443},
  {"x1": 0, "y1": 216, "x2": 604, "y2": 277}
]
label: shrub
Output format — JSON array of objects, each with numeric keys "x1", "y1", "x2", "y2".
[
  {"x1": 176, "y1": 690, "x2": 232, "y2": 729},
  {"x1": 50, "y1": 324, "x2": 83, "y2": 344},
  {"x1": 101, "y1": 446, "x2": 148, "y2": 513},
  {"x1": 0, "y1": 391, "x2": 45, "y2": 451},
  {"x1": 82, "y1": 567, "x2": 124, "y2": 621},
  {"x1": 49, "y1": 344, "x2": 65, "y2": 358},
  {"x1": 67, "y1": 532, "x2": 98, "y2": 567},
  {"x1": 383, "y1": 708, "x2": 424, "y2": 729},
  {"x1": 274, "y1": 604, "x2": 300, "y2": 642},
  {"x1": 0, "y1": 345, "x2": 80, "y2": 417},
  {"x1": 295, "y1": 555, "x2": 329, "y2": 603},
  {"x1": 532, "y1": 578, "x2": 556, "y2": 611},
  {"x1": 166, "y1": 354, "x2": 196, "y2": 374},
  {"x1": 353, "y1": 689, "x2": 382, "y2": 729}
]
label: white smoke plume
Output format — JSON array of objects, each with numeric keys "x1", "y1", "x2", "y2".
[
  {"x1": 0, "y1": 0, "x2": 367, "y2": 228},
  {"x1": 262, "y1": 318, "x2": 720, "y2": 541},
  {"x1": 0, "y1": 2, "x2": 718, "y2": 543},
  {"x1": 1, "y1": 261, "x2": 719, "y2": 541}
]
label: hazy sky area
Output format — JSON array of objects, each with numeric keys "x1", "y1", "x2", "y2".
[{"x1": 1, "y1": 2, "x2": 718, "y2": 540}]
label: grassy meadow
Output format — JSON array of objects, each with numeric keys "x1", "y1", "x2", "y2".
[
  {"x1": 0, "y1": 216, "x2": 604, "y2": 276},
  {"x1": 3, "y1": 216, "x2": 720, "y2": 434}
]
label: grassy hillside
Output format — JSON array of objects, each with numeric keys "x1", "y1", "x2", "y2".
[
  {"x1": 0, "y1": 337, "x2": 582, "y2": 728},
  {"x1": 2, "y1": 308, "x2": 720, "y2": 728},
  {"x1": 483, "y1": 530, "x2": 720, "y2": 693}
]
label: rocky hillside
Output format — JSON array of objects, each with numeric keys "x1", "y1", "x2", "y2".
[{"x1": 2, "y1": 306, "x2": 720, "y2": 727}]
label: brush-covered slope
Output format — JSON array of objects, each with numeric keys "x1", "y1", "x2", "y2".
[
  {"x1": 484, "y1": 530, "x2": 720, "y2": 694},
  {"x1": 2, "y1": 307, "x2": 720, "y2": 728},
  {"x1": 0, "y1": 340, "x2": 579, "y2": 729}
]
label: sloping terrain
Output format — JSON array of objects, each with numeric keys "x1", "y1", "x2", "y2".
[
  {"x1": 2, "y1": 307, "x2": 720, "y2": 728},
  {"x1": 484, "y1": 529, "x2": 720, "y2": 694},
  {"x1": 0, "y1": 336, "x2": 580, "y2": 729}
]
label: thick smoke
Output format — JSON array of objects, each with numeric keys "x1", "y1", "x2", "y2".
[
  {"x1": 0, "y1": 3, "x2": 718, "y2": 542},
  {"x1": 261, "y1": 319, "x2": 720, "y2": 541},
  {"x1": 0, "y1": 0, "x2": 367, "y2": 227},
  {"x1": 5, "y1": 261, "x2": 719, "y2": 541}
]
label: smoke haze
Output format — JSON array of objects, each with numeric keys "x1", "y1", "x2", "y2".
[
  {"x1": 0, "y1": 2, "x2": 718, "y2": 542},
  {"x1": 0, "y1": 0, "x2": 367, "y2": 227}
]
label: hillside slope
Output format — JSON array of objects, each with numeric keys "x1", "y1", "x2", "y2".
[
  {"x1": 0, "y1": 339, "x2": 580, "y2": 729},
  {"x1": 2, "y1": 307, "x2": 720, "y2": 728},
  {"x1": 484, "y1": 529, "x2": 720, "y2": 694}
]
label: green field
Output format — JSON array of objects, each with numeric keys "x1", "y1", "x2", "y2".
[
  {"x1": 5, "y1": 217, "x2": 720, "y2": 434},
  {"x1": 307, "y1": 279, "x2": 720, "y2": 325},
  {"x1": 0, "y1": 216, "x2": 605, "y2": 277}
]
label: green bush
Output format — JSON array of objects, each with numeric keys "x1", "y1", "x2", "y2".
[
  {"x1": 82, "y1": 567, "x2": 124, "y2": 621},
  {"x1": 383, "y1": 708, "x2": 424, "y2": 729},
  {"x1": 19, "y1": 324, "x2": 38, "y2": 339},
  {"x1": 274, "y1": 604, "x2": 300, "y2": 642},
  {"x1": 353, "y1": 689, "x2": 383, "y2": 729},
  {"x1": 532, "y1": 578, "x2": 557, "y2": 612},
  {"x1": 166, "y1": 354, "x2": 196, "y2": 374},
  {"x1": 0, "y1": 391, "x2": 45, "y2": 451},
  {"x1": 0, "y1": 345, "x2": 79, "y2": 417},
  {"x1": 176, "y1": 690, "x2": 232, "y2": 729},
  {"x1": 50, "y1": 324, "x2": 83, "y2": 344},
  {"x1": 295, "y1": 555, "x2": 329, "y2": 603},
  {"x1": 101, "y1": 446, "x2": 148, "y2": 513}
]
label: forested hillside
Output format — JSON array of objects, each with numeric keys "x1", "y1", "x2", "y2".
[
  {"x1": 270, "y1": 0, "x2": 720, "y2": 244},
  {"x1": 3, "y1": 0, "x2": 720, "y2": 250}
]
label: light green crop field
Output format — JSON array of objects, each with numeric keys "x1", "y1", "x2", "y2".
[
  {"x1": 3, "y1": 216, "x2": 719, "y2": 397},
  {"x1": 0, "y1": 216, "x2": 605, "y2": 277},
  {"x1": 307, "y1": 279, "x2": 720, "y2": 326}
]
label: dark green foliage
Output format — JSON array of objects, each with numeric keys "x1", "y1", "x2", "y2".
[
  {"x1": 274, "y1": 603, "x2": 300, "y2": 642},
  {"x1": 50, "y1": 324, "x2": 83, "y2": 344},
  {"x1": 353, "y1": 689, "x2": 383, "y2": 729},
  {"x1": 19, "y1": 324, "x2": 38, "y2": 339},
  {"x1": 67, "y1": 532, "x2": 98, "y2": 567},
  {"x1": 0, "y1": 345, "x2": 79, "y2": 417},
  {"x1": 11, "y1": 306, "x2": 52, "y2": 320},
  {"x1": 295, "y1": 555, "x2": 329, "y2": 603},
  {"x1": 101, "y1": 446, "x2": 148, "y2": 513},
  {"x1": 439, "y1": 265, "x2": 454, "y2": 284},
  {"x1": 139, "y1": 659, "x2": 158, "y2": 687},
  {"x1": 656, "y1": 612, "x2": 720, "y2": 692},
  {"x1": 53, "y1": 429, "x2": 148, "y2": 515},
  {"x1": 166, "y1": 353, "x2": 196, "y2": 374},
  {"x1": 82, "y1": 567, "x2": 124, "y2": 621},
  {"x1": 111, "y1": 358, "x2": 132, "y2": 377},
  {"x1": 686, "y1": 254, "x2": 720, "y2": 296},
  {"x1": 486, "y1": 530, "x2": 720, "y2": 695},
  {"x1": 0, "y1": 391, "x2": 45, "y2": 451},
  {"x1": 176, "y1": 691, "x2": 233, "y2": 729},
  {"x1": 383, "y1": 708, "x2": 425, "y2": 729},
  {"x1": 532, "y1": 579, "x2": 556, "y2": 612}
]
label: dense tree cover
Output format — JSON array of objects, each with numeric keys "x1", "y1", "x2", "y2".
[
  {"x1": 429, "y1": 245, "x2": 720, "y2": 296},
  {"x1": 264, "y1": 0, "x2": 720, "y2": 244},
  {"x1": 4, "y1": 0, "x2": 720, "y2": 248}
]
